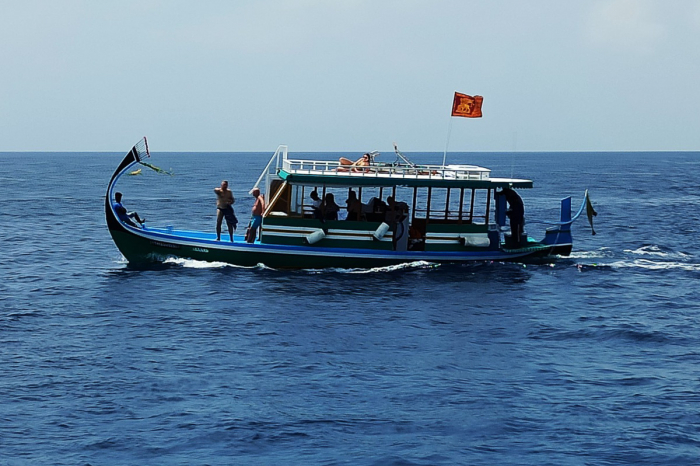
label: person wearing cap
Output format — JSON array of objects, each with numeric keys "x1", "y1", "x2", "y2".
[{"x1": 247, "y1": 187, "x2": 265, "y2": 243}]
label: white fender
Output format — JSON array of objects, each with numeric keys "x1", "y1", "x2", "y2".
[
  {"x1": 305, "y1": 229, "x2": 326, "y2": 245},
  {"x1": 459, "y1": 234, "x2": 491, "y2": 248},
  {"x1": 373, "y1": 222, "x2": 390, "y2": 241}
]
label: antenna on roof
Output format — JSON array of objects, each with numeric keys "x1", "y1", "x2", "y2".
[{"x1": 393, "y1": 142, "x2": 416, "y2": 167}]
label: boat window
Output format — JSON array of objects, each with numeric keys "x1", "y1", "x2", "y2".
[
  {"x1": 289, "y1": 185, "x2": 355, "y2": 220},
  {"x1": 412, "y1": 187, "x2": 490, "y2": 224},
  {"x1": 280, "y1": 185, "x2": 416, "y2": 221},
  {"x1": 279, "y1": 185, "x2": 493, "y2": 224},
  {"x1": 290, "y1": 184, "x2": 303, "y2": 214}
]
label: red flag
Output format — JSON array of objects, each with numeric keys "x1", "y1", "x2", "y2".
[{"x1": 451, "y1": 92, "x2": 483, "y2": 118}]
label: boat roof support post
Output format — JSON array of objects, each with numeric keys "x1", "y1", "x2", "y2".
[
  {"x1": 458, "y1": 188, "x2": 465, "y2": 224},
  {"x1": 286, "y1": 185, "x2": 291, "y2": 216},
  {"x1": 485, "y1": 189, "x2": 491, "y2": 224},
  {"x1": 445, "y1": 188, "x2": 451, "y2": 220},
  {"x1": 426, "y1": 187, "x2": 432, "y2": 224},
  {"x1": 469, "y1": 188, "x2": 476, "y2": 223},
  {"x1": 411, "y1": 187, "x2": 417, "y2": 223}
]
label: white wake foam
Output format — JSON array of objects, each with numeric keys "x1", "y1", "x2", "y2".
[
  {"x1": 307, "y1": 260, "x2": 439, "y2": 274},
  {"x1": 162, "y1": 257, "x2": 276, "y2": 270},
  {"x1": 568, "y1": 248, "x2": 613, "y2": 259},
  {"x1": 164, "y1": 257, "x2": 234, "y2": 268},
  {"x1": 354, "y1": 260, "x2": 439, "y2": 274},
  {"x1": 624, "y1": 245, "x2": 690, "y2": 260},
  {"x1": 609, "y1": 259, "x2": 700, "y2": 272},
  {"x1": 156, "y1": 257, "x2": 438, "y2": 273}
]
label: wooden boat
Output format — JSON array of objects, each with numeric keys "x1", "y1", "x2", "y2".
[{"x1": 106, "y1": 138, "x2": 592, "y2": 269}]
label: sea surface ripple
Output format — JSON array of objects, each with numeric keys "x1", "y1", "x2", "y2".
[{"x1": 1, "y1": 150, "x2": 700, "y2": 465}]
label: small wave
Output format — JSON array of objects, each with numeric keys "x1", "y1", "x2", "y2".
[
  {"x1": 568, "y1": 248, "x2": 614, "y2": 259},
  {"x1": 624, "y1": 245, "x2": 691, "y2": 260},
  {"x1": 323, "y1": 260, "x2": 440, "y2": 274},
  {"x1": 609, "y1": 259, "x2": 700, "y2": 272},
  {"x1": 530, "y1": 326, "x2": 679, "y2": 344},
  {"x1": 302, "y1": 260, "x2": 439, "y2": 274}
]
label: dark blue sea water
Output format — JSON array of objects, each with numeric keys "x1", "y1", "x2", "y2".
[{"x1": 2, "y1": 149, "x2": 700, "y2": 465}]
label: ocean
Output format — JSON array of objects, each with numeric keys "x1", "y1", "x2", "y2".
[{"x1": 1, "y1": 149, "x2": 699, "y2": 465}]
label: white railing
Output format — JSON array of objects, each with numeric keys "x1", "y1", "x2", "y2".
[
  {"x1": 251, "y1": 145, "x2": 288, "y2": 199},
  {"x1": 281, "y1": 158, "x2": 491, "y2": 181}
]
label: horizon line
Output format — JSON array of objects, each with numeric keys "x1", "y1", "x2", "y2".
[{"x1": 1, "y1": 149, "x2": 700, "y2": 154}]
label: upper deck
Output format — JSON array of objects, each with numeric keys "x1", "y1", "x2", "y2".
[{"x1": 272, "y1": 147, "x2": 532, "y2": 189}]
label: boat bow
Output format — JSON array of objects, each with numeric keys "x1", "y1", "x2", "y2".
[{"x1": 105, "y1": 138, "x2": 150, "y2": 256}]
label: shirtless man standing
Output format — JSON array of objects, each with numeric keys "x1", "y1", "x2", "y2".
[
  {"x1": 247, "y1": 187, "x2": 265, "y2": 243},
  {"x1": 215, "y1": 180, "x2": 237, "y2": 241}
]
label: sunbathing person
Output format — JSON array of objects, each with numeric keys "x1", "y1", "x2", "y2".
[{"x1": 337, "y1": 153, "x2": 370, "y2": 172}]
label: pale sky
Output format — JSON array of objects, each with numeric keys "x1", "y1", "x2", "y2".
[{"x1": 1, "y1": 0, "x2": 699, "y2": 152}]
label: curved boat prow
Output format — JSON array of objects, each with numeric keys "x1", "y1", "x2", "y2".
[{"x1": 105, "y1": 138, "x2": 150, "y2": 262}]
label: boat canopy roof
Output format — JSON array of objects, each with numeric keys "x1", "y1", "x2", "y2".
[{"x1": 278, "y1": 158, "x2": 533, "y2": 189}]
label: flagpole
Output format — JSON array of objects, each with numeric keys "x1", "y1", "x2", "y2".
[{"x1": 442, "y1": 114, "x2": 453, "y2": 167}]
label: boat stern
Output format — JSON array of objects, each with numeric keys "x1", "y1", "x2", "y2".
[{"x1": 540, "y1": 196, "x2": 573, "y2": 256}]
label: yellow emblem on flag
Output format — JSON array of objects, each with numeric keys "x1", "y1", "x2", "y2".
[{"x1": 451, "y1": 92, "x2": 483, "y2": 118}]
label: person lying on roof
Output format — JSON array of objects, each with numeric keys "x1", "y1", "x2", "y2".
[{"x1": 337, "y1": 153, "x2": 371, "y2": 172}]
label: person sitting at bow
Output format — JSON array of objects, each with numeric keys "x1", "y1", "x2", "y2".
[{"x1": 113, "y1": 192, "x2": 145, "y2": 228}]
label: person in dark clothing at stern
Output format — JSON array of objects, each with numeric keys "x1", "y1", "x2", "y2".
[{"x1": 502, "y1": 187, "x2": 524, "y2": 247}]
